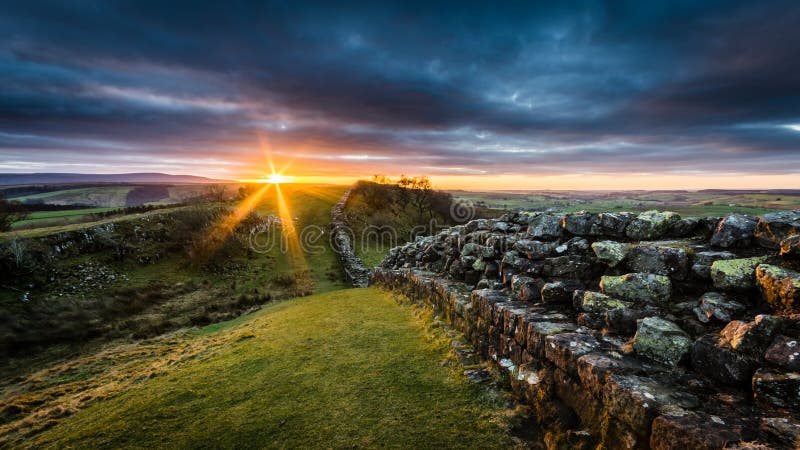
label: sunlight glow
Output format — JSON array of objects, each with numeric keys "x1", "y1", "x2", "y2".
[{"x1": 261, "y1": 173, "x2": 295, "y2": 184}]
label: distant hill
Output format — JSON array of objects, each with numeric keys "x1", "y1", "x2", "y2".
[{"x1": 0, "y1": 172, "x2": 232, "y2": 186}]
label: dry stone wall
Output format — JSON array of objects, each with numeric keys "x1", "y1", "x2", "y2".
[
  {"x1": 331, "y1": 189, "x2": 371, "y2": 287},
  {"x1": 374, "y1": 209, "x2": 800, "y2": 449}
]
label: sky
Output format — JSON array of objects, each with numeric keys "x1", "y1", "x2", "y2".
[{"x1": 1, "y1": 0, "x2": 799, "y2": 189}]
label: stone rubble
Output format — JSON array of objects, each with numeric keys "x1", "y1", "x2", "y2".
[{"x1": 374, "y1": 209, "x2": 800, "y2": 449}]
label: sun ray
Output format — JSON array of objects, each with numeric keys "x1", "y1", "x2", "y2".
[{"x1": 274, "y1": 182, "x2": 307, "y2": 270}]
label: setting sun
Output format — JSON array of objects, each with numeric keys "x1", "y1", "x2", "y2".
[{"x1": 261, "y1": 173, "x2": 295, "y2": 184}]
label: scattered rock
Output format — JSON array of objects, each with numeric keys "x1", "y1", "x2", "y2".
[
  {"x1": 755, "y1": 264, "x2": 800, "y2": 312},
  {"x1": 464, "y1": 368, "x2": 492, "y2": 384},
  {"x1": 709, "y1": 214, "x2": 758, "y2": 248},
  {"x1": 632, "y1": 317, "x2": 692, "y2": 367},
  {"x1": 710, "y1": 256, "x2": 767, "y2": 290},
  {"x1": 600, "y1": 273, "x2": 672, "y2": 305}
]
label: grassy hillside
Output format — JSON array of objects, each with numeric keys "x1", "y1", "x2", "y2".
[
  {"x1": 0, "y1": 184, "x2": 350, "y2": 355},
  {"x1": 6, "y1": 288, "x2": 519, "y2": 449}
]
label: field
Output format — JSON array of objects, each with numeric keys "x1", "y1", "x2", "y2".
[
  {"x1": 451, "y1": 189, "x2": 800, "y2": 216},
  {"x1": 2, "y1": 288, "x2": 520, "y2": 449}
]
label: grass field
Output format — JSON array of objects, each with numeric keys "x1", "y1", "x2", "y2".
[
  {"x1": 6, "y1": 288, "x2": 519, "y2": 449},
  {"x1": 10, "y1": 207, "x2": 120, "y2": 230},
  {"x1": 452, "y1": 190, "x2": 800, "y2": 216}
]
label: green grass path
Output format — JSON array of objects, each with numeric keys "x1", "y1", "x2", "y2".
[{"x1": 27, "y1": 288, "x2": 515, "y2": 449}]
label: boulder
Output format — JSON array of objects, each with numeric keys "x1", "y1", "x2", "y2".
[
  {"x1": 632, "y1": 317, "x2": 692, "y2": 367},
  {"x1": 759, "y1": 417, "x2": 800, "y2": 449},
  {"x1": 752, "y1": 369, "x2": 800, "y2": 413},
  {"x1": 600, "y1": 273, "x2": 672, "y2": 305},
  {"x1": 576, "y1": 291, "x2": 633, "y2": 313},
  {"x1": 627, "y1": 245, "x2": 689, "y2": 279},
  {"x1": 650, "y1": 412, "x2": 743, "y2": 450},
  {"x1": 691, "y1": 251, "x2": 735, "y2": 279},
  {"x1": 626, "y1": 211, "x2": 681, "y2": 241},
  {"x1": 720, "y1": 315, "x2": 783, "y2": 357},
  {"x1": 755, "y1": 264, "x2": 800, "y2": 312},
  {"x1": 754, "y1": 210, "x2": 800, "y2": 249},
  {"x1": 591, "y1": 241, "x2": 631, "y2": 268},
  {"x1": 527, "y1": 213, "x2": 564, "y2": 240},
  {"x1": 764, "y1": 335, "x2": 800, "y2": 371},
  {"x1": 540, "y1": 280, "x2": 584, "y2": 303},
  {"x1": 692, "y1": 292, "x2": 746, "y2": 323},
  {"x1": 780, "y1": 235, "x2": 800, "y2": 258},
  {"x1": 709, "y1": 214, "x2": 758, "y2": 248},
  {"x1": 691, "y1": 334, "x2": 758, "y2": 386},
  {"x1": 710, "y1": 256, "x2": 767, "y2": 290}
]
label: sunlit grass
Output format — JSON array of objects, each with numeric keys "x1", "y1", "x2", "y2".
[{"x1": 21, "y1": 288, "x2": 517, "y2": 449}]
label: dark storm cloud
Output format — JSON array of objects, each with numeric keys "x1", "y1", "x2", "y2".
[{"x1": 1, "y1": 0, "x2": 799, "y2": 176}]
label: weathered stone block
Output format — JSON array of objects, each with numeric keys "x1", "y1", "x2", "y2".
[
  {"x1": 542, "y1": 255, "x2": 594, "y2": 279},
  {"x1": 691, "y1": 334, "x2": 758, "y2": 386},
  {"x1": 764, "y1": 335, "x2": 800, "y2": 371},
  {"x1": 754, "y1": 210, "x2": 800, "y2": 249},
  {"x1": 710, "y1": 213, "x2": 758, "y2": 248},
  {"x1": 541, "y1": 280, "x2": 584, "y2": 303},
  {"x1": 756, "y1": 263, "x2": 800, "y2": 312},
  {"x1": 513, "y1": 239, "x2": 557, "y2": 259},
  {"x1": 544, "y1": 333, "x2": 600, "y2": 376},
  {"x1": 576, "y1": 291, "x2": 632, "y2": 313},
  {"x1": 692, "y1": 291, "x2": 745, "y2": 323},
  {"x1": 627, "y1": 245, "x2": 689, "y2": 279},
  {"x1": 720, "y1": 315, "x2": 783, "y2": 357},
  {"x1": 600, "y1": 273, "x2": 672, "y2": 305},
  {"x1": 527, "y1": 213, "x2": 564, "y2": 240},
  {"x1": 632, "y1": 317, "x2": 691, "y2": 367},
  {"x1": 780, "y1": 234, "x2": 800, "y2": 258},
  {"x1": 591, "y1": 240, "x2": 631, "y2": 268},
  {"x1": 650, "y1": 412, "x2": 742, "y2": 450},
  {"x1": 691, "y1": 250, "x2": 735, "y2": 279},
  {"x1": 752, "y1": 369, "x2": 800, "y2": 413},
  {"x1": 710, "y1": 256, "x2": 767, "y2": 290},
  {"x1": 626, "y1": 210, "x2": 681, "y2": 241}
]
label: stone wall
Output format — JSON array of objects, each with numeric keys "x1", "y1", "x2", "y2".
[
  {"x1": 374, "y1": 209, "x2": 800, "y2": 449},
  {"x1": 331, "y1": 189, "x2": 371, "y2": 287}
]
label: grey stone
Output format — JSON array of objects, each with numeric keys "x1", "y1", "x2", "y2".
[
  {"x1": 527, "y1": 213, "x2": 564, "y2": 240},
  {"x1": 764, "y1": 335, "x2": 800, "y2": 371},
  {"x1": 754, "y1": 210, "x2": 800, "y2": 249},
  {"x1": 710, "y1": 256, "x2": 767, "y2": 290},
  {"x1": 591, "y1": 240, "x2": 631, "y2": 268},
  {"x1": 626, "y1": 210, "x2": 682, "y2": 241},
  {"x1": 627, "y1": 245, "x2": 689, "y2": 279},
  {"x1": 755, "y1": 264, "x2": 800, "y2": 312},
  {"x1": 692, "y1": 292, "x2": 746, "y2": 323},
  {"x1": 632, "y1": 317, "x2": 692, "y2": 367},
  {"x1": 709, "y1": 213, "x2": 758, "y2": 248},
  {"x1": 691, "y1": 251, "x2": 735, "y2": 279},
  {"x1": 600, "y1": 273, "x2": 672, "y2": 304}
]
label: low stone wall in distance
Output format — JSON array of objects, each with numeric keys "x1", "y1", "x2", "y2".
[
  {"x1": 374, "y1": 209, "x2": 800, "y2": 449},
  {"x1": 331, "y1": 189, "x2": 371, "y2": 287}
]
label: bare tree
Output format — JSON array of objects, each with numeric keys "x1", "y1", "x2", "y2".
[
  {"x1": 0, "y1": 193, "x2": 29, "y2": 232},
  {"x1": 9, "y1": 237, "x2": 26, "y2": 268}
]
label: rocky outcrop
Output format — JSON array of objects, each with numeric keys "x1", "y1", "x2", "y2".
[
  {"x1": 331, "y1": 189, "x2": 371, "y2": 287},
  {"x1": 375, "y1": 209, "x2": 800, "y2": 448}
]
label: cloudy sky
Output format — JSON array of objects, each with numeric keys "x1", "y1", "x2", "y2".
[{"x1": 1, "y1": 1, "x2": 799, "y2": 189}]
